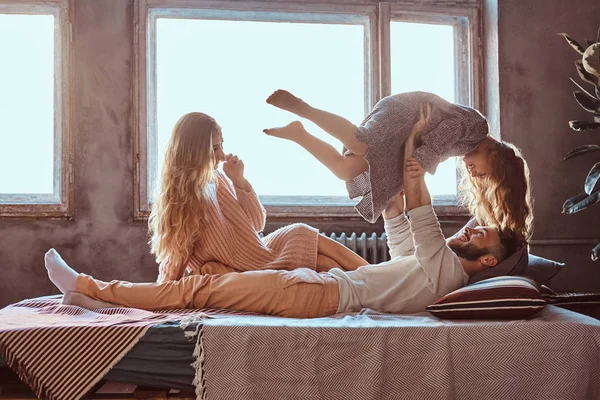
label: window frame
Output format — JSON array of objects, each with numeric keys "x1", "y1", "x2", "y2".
[
  {"x1": 0, "y1": 0, "x2": 72, "y2": 219},
  {"x1": 382, "y1": 3, "x2": 484, "y2": 209},
  {"x1": 134, "y1": 0, "x2": 482, "y2": 219}
]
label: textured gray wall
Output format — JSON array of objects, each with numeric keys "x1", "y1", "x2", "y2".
[
  {"x1": 0, "y1": 0, "x2": 599, "y2": 307},
  {"x1": 0, "y1": 1, "x2": 156, "y2": 306},
  {"x1": 496, "y1": 0, "x2": 600, "y2": 292}
]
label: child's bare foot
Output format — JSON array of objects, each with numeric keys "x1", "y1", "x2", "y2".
[
  {"x1": 263, "y1": 121, "x2": 307, "y2": 142},
  {"x1": 266, "y1": 90, "x2": 310, "y2": 116},
  {"x1": 62, "y1": 292, "x2": 118, "y2": 310}
]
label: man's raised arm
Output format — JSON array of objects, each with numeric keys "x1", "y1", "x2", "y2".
[
  {"x1": 382, "y1": 193, "x2": 414, "y2": 259},
  {"x1": 404, "y1": 103, "x2": 432, "y2": 211},
  {"x1": 403, "y1": 104, "x2": 463, "y2": 295}
]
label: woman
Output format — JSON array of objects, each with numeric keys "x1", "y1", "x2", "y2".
[{"x1": 150, "y1": 112, "x2": 368, "y2": 283}]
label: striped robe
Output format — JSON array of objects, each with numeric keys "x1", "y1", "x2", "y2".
[{"x1": 158, "y1": 171, "x2": 318, "y2": 281}]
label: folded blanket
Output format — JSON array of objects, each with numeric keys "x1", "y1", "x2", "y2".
[{"x1": 0, "y1": 296, "x2": 204, "y2": 400}]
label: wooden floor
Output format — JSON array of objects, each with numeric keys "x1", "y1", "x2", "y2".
[{"x1": 0, "y1": 367, "x2": 195, "y2": 400}]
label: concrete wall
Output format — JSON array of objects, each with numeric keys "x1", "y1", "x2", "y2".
[
  {"x1": 496, "y1": 0, "x2": 600, "y2": 292},
  {"x1": 0, "y1": 1, "x2": 156, "y2": 306},
  {"x1": 1, "y1": 0, "x2": 599, "y2": 307}
]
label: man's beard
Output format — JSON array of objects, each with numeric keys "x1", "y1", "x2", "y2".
[{"x1": 448, "y1": 241, "x2": 489, "y2": 261}]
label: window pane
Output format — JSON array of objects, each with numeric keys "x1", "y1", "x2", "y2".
[
  {"x1": 0, "y1": 14, "x2": 55, "y2": 194},
  {"x1": 155, "y1": 17, "x2": 365, "y2": 198},
  {"x1": 391, "y1": 21, "x2": 457, "y2": 196}
]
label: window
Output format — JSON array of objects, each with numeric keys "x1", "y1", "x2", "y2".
[
  {"x1": 134, "y1": 1, "x2": 481, "y2": 218},
  {"x1": 0, "y1": 1, "x2": 71, "y2": 218}
]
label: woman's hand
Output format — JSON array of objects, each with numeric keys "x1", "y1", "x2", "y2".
[{"x1": 223, "y1": 154, "x2": 251, "y2": 191}]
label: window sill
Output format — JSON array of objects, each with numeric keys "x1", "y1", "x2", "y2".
[
  {"x1": 0, "y1": 204, "x2": 72, "y2": 220},
  {"x1": 134, "y1": 198, "x2": 471, "y2": 221},
  {"x1": 264, "y1": 202, "x2": 470, "y2": 220}
]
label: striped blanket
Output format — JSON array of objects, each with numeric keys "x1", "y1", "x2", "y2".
[
  {"x1": 0, "y1": 296, "x2": 205, "y2": 400},
  {"x1": 199, "y1": 306, "x2": 600, "y2": 399}
]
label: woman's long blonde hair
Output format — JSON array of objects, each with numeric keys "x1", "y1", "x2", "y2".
[
  {"x1": 149, "y1": 112, "x2": 219, "y2": 282},
  {"x1": 459, "y1": 138, "x2": 534, "y2": 246}
]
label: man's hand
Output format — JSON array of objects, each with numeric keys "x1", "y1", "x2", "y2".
[
  {"x1": 408, "y1": 103, "x2": 432, "y2": 149},
  {"x1": 405, "y1": 157, "x2": 426, "y2": 179},
  {"x1": 223, "y1": 154, "x2": 251, "y2": 191}
]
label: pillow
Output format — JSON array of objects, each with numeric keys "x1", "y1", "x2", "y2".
[
  {"x1": 526, "y1": 254, "x2": 565, "y2": 285},
  {"x1": 468, "y1": 246, "x2": 529, "y2": 284},
  {"x1": 542, "y1": 292, "x2": 600, "y2": 320},
  {"x1": 466, "y1": 248, "x2": 565, "y2": 286},
  {"x1": 427, "y1": 276, "x2": 547, "y2": 319}
]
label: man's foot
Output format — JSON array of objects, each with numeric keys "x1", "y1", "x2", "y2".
[
  {"x1": 263, "y1": 121, "x2": 307, "y2": 142},
  {"x1": 266, "y1": 90, "x2": 309, "y2": 116},
  {"x1": 45, "y1": 249, "x2": 78, "y2": 294},
  {"x1": 62, "y1": 292, "x2": 118, "y2": 310}
]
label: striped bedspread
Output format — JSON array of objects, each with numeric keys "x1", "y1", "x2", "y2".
[
  {"x1": 198, "y1": 306, "x2": 600, "y2": 399},
  {"x1": 0, "y1": 296, "x2": 205, "y2": 400}
]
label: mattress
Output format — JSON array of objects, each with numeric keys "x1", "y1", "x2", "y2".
[{"x1": 2, "y1": 302, "x2": 600, "y2": 397}]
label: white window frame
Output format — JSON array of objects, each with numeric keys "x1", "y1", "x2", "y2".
[
  {"x1": 0, "y1": 0, "x2": 72, "y2": 218},
  {"x1": 134, "y1": 0, "x2": 482, "y2": 219},
  {"x1": 382, "y1": 2, "x2": 484, "y2": 207}
]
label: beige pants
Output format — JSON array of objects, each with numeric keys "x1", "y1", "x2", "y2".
[{"x1": 77, "y1": 268, "x2": 340, "y2": 318}]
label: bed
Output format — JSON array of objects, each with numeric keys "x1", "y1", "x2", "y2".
[{"x1": 1, "y1": 299, "x2": 600, "y2": 400}]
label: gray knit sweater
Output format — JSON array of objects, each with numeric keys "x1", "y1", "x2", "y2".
[{"x1": 346, "y1": 91, "x2": 489, "y2": 223}]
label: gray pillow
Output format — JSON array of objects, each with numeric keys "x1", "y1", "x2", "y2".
[
  {"x1": 468, "y1": 246, "x2": 528, "y2": 284},
  {"x1": 467, "y1": 248, "x2": 565, "y2": 285},
  {"x1": 526, "y1": 254, "x2": 565, "y2": 285}
]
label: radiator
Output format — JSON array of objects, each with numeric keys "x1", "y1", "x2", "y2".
[{"x1": 325, "y1": 232, "x2": 390, "y2": 264}]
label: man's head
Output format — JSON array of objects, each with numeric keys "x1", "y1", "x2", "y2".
[{"x1": 446, "y1": 226, "x2": 519, "y2": 276}]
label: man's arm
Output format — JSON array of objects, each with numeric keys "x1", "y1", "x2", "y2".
[
  {"x1": 404, "y1": 104, "x2": 432, "y2": 211},
  {"x1": 403, "y1": 104, "x2": 465, "y2": 294},
  {"x1": 405, "y1": 205, "x2": 465, "y2": 295},
  {"x1": 382, "y1": 193, "x2": 414, "y2": 258}
]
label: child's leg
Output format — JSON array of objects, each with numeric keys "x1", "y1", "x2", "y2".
[
  {"x1": 266, "y1": 90, "x2": 368, "y2": 156},
  {"x1": 264, "y1": 121, "x2": 368, "y2": 181},
  {"x1": 317, "y1": 235, "x2": 369, "y2": 272}
]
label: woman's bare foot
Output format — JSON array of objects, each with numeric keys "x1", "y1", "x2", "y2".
[
  {"x1": 62, "y1": 292, "x2": 119, "y2": 310},
  {"x1": 266, "y1": 90, "x2": 310, "y2": 116},
  {"x1": 263, "y1": 121, "x2": 307, "y2": 142}
]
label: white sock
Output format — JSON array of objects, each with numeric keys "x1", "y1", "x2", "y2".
[{"x1": 45, "y1": 248, "x2": 78, "y2": 294}]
